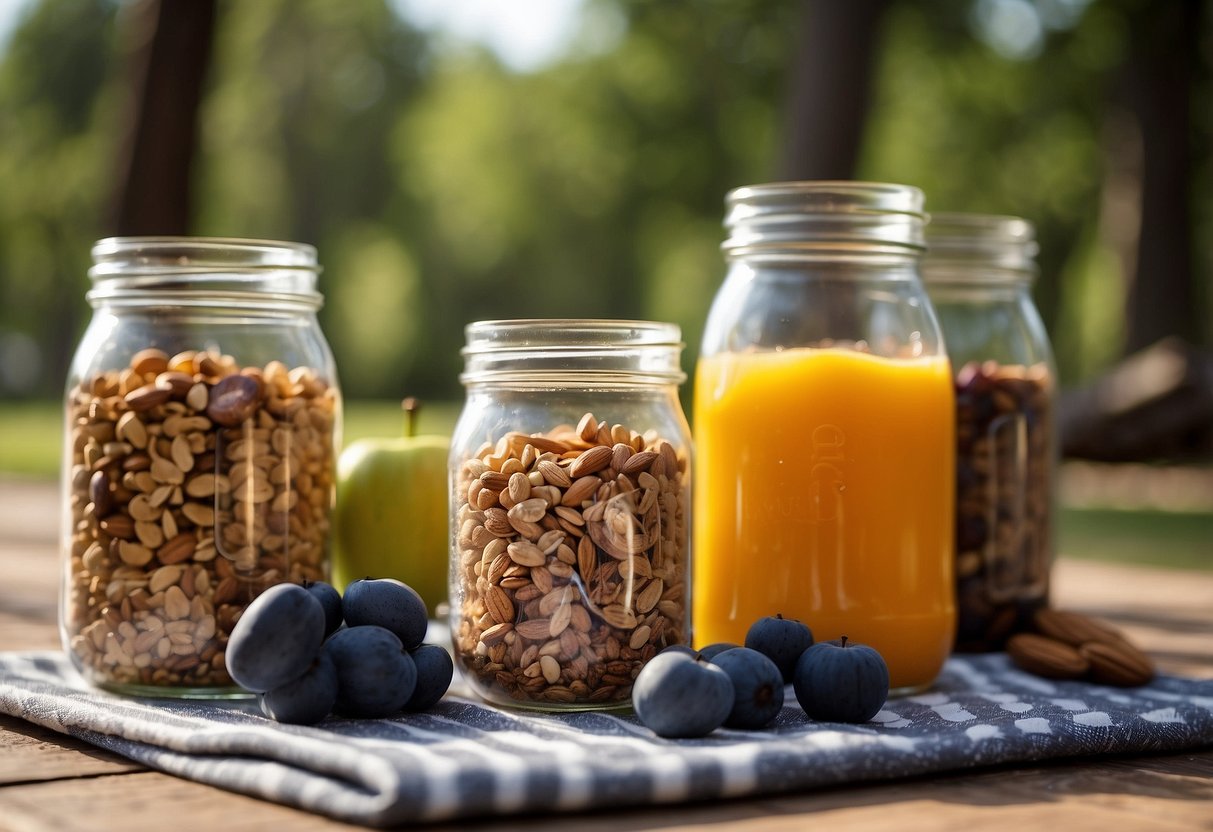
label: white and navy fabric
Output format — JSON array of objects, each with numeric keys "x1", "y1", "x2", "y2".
[{"x1": 2, "y1": 650, "x2": 1210, "y2": 827}]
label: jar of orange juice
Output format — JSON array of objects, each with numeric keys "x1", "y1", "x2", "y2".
[{"x1": 692, "y1": 182, "x2": 956, "y2": 692}]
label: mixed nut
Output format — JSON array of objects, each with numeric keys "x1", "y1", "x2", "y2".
[
  {"x1": 1007, "y1": 608, "x2": 1155, "y2": 687},
  {"x1": 64, "y1": 347, "x2": 337, "y2": 691},
  {"x1": 953, "y1": 359, "x2": 1054, "y2": 651},
  {"x1": 453, "y1": 411, "x2": 689, "y2": 708}
]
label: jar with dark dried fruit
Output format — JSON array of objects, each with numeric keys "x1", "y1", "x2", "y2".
[
  {"x1": 923, "y1": 214, "x2": 1057, "y2": 652},
  {"x1": 61, "y1": 238, "x2": 341, "y2": 698}
]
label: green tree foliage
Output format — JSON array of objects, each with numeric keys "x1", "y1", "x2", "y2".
[
  {"x1": 0, "y1": 0, "x2": 1206, "y2": 402},
  {"x1": 860, "y1": 0, "x2": 1137, "y2": 380},
  {"x1": 0, "y1": 0, "x2": 121, "y2": 391}
]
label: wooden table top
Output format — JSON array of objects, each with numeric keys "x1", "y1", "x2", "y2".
[{"x1": 1, "y1": 477, "x2": 1210, "y2": 831}]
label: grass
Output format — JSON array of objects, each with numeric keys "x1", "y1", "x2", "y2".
[
  {"x1": 1057, "y1": 507, "x2": 1212, "y2": 572},
  {"x1": 2, "y1": 400, "x2": 1209, "y2": 572},
  {"x1": 0, "y1": 401, "x2": 62, "y2": 477}
]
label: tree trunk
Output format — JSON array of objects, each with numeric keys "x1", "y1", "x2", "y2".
[
  {"x1": 112, "y1": 0, "x2": 217, "y2": 236},
  {"x1": 779, "y1": 0, "x2": 888, "y2": 181},
  {"x1": 1120, "y1": 0, "x2": 1203, "y2": 354}
]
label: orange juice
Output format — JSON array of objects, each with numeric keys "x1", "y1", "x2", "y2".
[{"x1": 692, "y1": 347, "x2": 956, "y2": 690}]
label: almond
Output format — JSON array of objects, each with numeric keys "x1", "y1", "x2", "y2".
[
  {"x1": 1007, "y1": 633, "x2": 1089, "y2": 679},
  {"x1": 484, "y1": 585, "x2": 515, "y2": 625},
  {"x1": 1080, "y1": 640, "x2": 1155, "y2": 687},
  {"x1": 515, "y1": 618, "x2": 554, "y2": 641},
  {"x1": 1033, "y1": 608, "x2": 1125, "y2": 647},
  {"x1": 568, "y1": 445, "x2": 614, "y2": 479}
]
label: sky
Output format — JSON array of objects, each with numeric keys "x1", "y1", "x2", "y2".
[
  {"x1": 0, "y1": 0, "x2": 591, "y2": 73},
  {"x1": 389, "y1": 0, "x2": 590, "y2": 72},
  {"x1": 0, "y1": 0, "x2": 34, "y2": 56}
]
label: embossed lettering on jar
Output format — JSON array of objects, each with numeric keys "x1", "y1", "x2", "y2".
[{"x1": 60, "y1": 237, "x2": 341, "y2": 697}]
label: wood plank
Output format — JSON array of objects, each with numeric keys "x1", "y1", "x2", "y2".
[
  {"x1": 0, "y1": 770, "x2": 364, "y2": 832},
  {"x1": 0, "y1": 715, "x2": 141, "y2": 783},
  {"x1": 0, "y1": 749, "x2": 1208, "y2": 832},
  {"x1": 1052, "y1": 559, "x2": 1213, "y2": 678},
  {"x1": 2, "y1": 478, "x2": 1210, "y2": 831}
]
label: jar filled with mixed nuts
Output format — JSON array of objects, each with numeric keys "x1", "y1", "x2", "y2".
[
  {"x1": 923, "y1": 214, "x2": 1056, "y2": 652},
  {"x1": 61, "y1": 237, "x2": 341, "y2": 697},
  {"x1": 451, "y1": 320, "x2": 692, "y2": 710}
]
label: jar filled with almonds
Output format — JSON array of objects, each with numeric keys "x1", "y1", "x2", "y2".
[
  {"x1": 61, "y1": 237, "x2": 341, "y2": 697},
  {"x1": 922, "y1": 214, "x2": 1057, "y2": 652},
  {"x1": 451, "y1": 320, "x2": 692, "y2": 710}
]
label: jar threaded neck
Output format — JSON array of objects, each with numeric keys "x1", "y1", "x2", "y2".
[{"x1": 461, "y1": 319, "x2": 685, "y2": 387}]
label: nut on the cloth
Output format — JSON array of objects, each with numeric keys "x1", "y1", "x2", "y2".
[{"x1": 1004, "y1": 609, "x2": 1155, "y2": 687}]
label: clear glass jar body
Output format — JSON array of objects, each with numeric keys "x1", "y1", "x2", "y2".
[
  {"x1": 60, "y1": 237, "x2": 341, "y2": 697},
  {"x1": 693, "y1": 182, "x2": 956, "y2": 692},
  {"x1": 923, "y1": 214, "x2": 1056, "y2": 652},
  {"x1": 450, "y1": 320, "x2": 692, "y2": 710}
]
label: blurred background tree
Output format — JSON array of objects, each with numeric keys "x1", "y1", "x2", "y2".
[{"x1": 0, "y1": 0, "x2": 1208, "y2": 417}]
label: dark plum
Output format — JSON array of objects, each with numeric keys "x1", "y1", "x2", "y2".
[
  {"x1": 342, "y1": 578, "x2": 428, "y2": 650},
  {"x1": 303, "y1": 580, "x2": 344, "y2": 637},
  {"x1": 632, "y1": 650, "x2": 734, "y2": 738},
  {"x1": 258, "y1": 652, "x2": 339, "y2": 725},
  {"x1": 697, "y1": 642, "x2": 741, "y2": 661},
  {"x1": 745, "y1": 614, "x2": 814, "y2": 683},
  {"x1": 403, "y1": 644, "x2": 454, "y2": 712},
  {"x1": 659, "y1": 644, "x2": 699, "y2": 657},
  {"x1": 225, "y1": 583, "x2": 326, "y2": 693},
  {"x1": 709, "y1": 647, "x2": 785, "y2": 730},
  {"x1": 793, "y1": 637, "x2": 889, "y2": 723},
  {"x1": 324, "y1": 625, "x2": 417, "y2": 718}
]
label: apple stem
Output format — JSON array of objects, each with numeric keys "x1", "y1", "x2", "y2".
[
  {"x1": 402, "y1": 397, "x2": 419, "y2": 439},
  {"x1": 840, "y1": 635, "x2": 849, "y2": 648}
]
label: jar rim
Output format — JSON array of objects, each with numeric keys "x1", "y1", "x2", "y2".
[
  {"x1": 464, "y1": 319, "x2": 682, "y2": 349},
  {"x1": 723, "y1": 180, "x2": 927, "y2": 256},
  {"x1": 90, "y1": 236, "x2": 318, "y2": 272},
  {"x1": 923, "y1": 212, "x2": 1038, "y2": 281},
  {"x1": 726, "y1": 180, "x2": 925, "y2": 214}
]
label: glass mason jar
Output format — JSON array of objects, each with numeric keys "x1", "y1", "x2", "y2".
[
  {"x1": 693, "y1": 182, "x2": 956, "y2": 693},
  {"x1": 61, "y1": 237, "x2": 341, "y2": 697},
  {"x1": 922, "y1": 214, "x2": 1056, "y2": 652},
  {"x1": 450, "y1": 320, "x2": 692, "y2": 710}
]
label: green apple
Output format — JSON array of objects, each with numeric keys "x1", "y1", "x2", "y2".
[{"x1": 332, "y1": 398, "x2": 450, "y2": 615}]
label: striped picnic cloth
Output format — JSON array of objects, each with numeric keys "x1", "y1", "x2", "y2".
[{"x1": 2, "y1": 650, "x2": 1211, "y2": 827}]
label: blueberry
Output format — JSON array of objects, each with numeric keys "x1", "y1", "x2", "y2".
[
  {"x1": 659, "y1": 644, "x2": 699, "y2": 657},
  {"x1": 225, "y1": 583, "x2": 326, "y2": 693},
  {"x1": 745, "y1": 614, "x2": 814, "y2": 683},
  {"x1": 324, "y1": 625, "x2": 417, "y2": 718},
  {"x1": 258, "y1": 651, "x2": 339, "y2": 724},
  {"x1": 632, "y1": 651, "x2": 734, "y2": 738},
  {"x1": 403, "y1": 644, "x2": 454, "y2": 712},
  {"x1": 697, "y1": 642, "x2": 741, "y2": 661},
  {"x1": 303, "y1": 579, "x2": 344, "y2": 637},
  {"x1": 709, "y1": 647, "x2": 785, "y2": 730},
  {"x1": 793, "y1": 637, "x2": 889, "y2": 723},
  {"x1": 342, "y1": 578, "x2": 428, "y2": 650}
]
